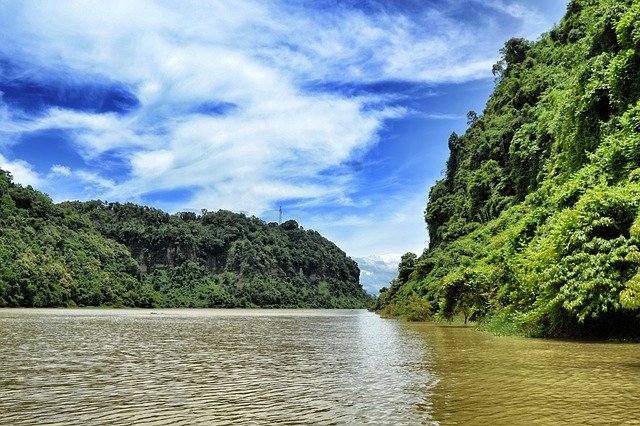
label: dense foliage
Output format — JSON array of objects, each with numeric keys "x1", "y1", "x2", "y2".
[
  {"x1": 0, "y1": 170, "x2": 369, "y2": 308},
  {"x1": 0, "y1": 170, "x2": 144, "y2": 307},
  {"x1": 373, "y1": 0, "x2": 640, "y2": 337}
]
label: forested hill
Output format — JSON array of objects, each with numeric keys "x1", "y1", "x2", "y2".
[
  {"x1": 373, "y1": 0, "x2": 640, "y2": 337},
  {"x1": 0, "y1": 169, "x2": 369, "y2": 308}
]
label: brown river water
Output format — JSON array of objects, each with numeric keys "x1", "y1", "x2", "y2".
[{"x1": 1, "y1": 309, "x2": 639, "y2": 425}]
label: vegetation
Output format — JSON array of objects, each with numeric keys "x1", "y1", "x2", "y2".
[
  {"x1": 0, "y1": 170, "x2": 369, "y2": 308},
  {"x1": 373, "y1": 0, "x2": 640, "y2": 338}
]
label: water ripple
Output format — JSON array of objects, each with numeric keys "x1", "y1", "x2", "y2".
[{"x1": 0, "y1": 309, "x2": 436, "y2": 425}]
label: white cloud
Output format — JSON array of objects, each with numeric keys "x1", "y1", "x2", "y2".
[
  {"x1": 50, "y1": 164, "x2": 71, "y2": 176},
  {"x1": 130, "y1": 150, "x2": 175, "y2": 179},
  {"x1": 0, "y1": 1, "x2": 564, "y2": 209},
  {"x1": 260, "y1": 4, "x2": 500, "y2": 84},
  {"x1": 39, "y1": 167, "x2": 117, "y2": 202},
  {"x1": 421, "y1": 113, "x2": 466, "y2": 120},
  {"x1": 0, "y1": 154, "x2": 42, "y2": 188},
  {"x1": 75, "y1": 171, "x2": 116, "y2": 192},
  {"x1": 293, "y1": 188, "x2": 429, "y2": 259},
  {"x1": 355, "y1": 253, "x2": 403, "y2": 294},
  {"x1": 471, "y1": 0, "x2": 566, "y2": 41}
]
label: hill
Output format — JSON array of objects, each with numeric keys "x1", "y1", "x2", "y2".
[
  {"x1": 0, "y1": 169, "x2": 369, "y2": 308},
  {"x1": 372, "y1": 0, "x2": 640, "y2": 337}
]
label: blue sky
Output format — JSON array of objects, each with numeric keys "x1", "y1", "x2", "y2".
[{"x1": 0, "y1": 0, "x2": 568, "y2": 293}]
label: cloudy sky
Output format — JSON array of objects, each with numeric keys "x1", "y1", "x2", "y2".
[{"x1": 0, "y1": 0, "x2": 568, "y2": 293}]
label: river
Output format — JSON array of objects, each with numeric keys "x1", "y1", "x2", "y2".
[{"x1": 0, "y1": 309, "x2": 639, "y2": 425}]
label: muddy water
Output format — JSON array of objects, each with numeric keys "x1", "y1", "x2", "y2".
[
  {"x1": 1, "y1": 309, "x2": 639, "y2": 425},
  {"x1": 407, "y1": 322, "x2": 640, "y2": 425},
  {"x1": 0, "y1": 309, "x2": 436, "y2": 425}
]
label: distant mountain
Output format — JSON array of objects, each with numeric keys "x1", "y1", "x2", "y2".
[
  {"x1": 373, "y1": 0, "x2": 640, "y2": 338},
  {"x1": 0, "y1": 169, "x2": 370, "y2": 308}
]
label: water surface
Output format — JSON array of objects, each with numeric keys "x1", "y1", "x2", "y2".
[
  {"x1": 409, "y1": 322, "x2": 640, "y2": 425},
  {"x1": 0, "y1": 309, "x2": 436, "y2": 425},
  {"x1": 2, "y1": 309, "x2": 640, "y2": 425}
]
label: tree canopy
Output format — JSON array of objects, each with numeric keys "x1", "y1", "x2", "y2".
[
  {"x1": 0, "y1": 170, "x2": 369, "y2": 309},
  {"x1": 374, "y1": 0, "x2": 640, "y2": 338}
]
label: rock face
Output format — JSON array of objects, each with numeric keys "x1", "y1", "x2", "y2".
[{"x1": 62, "y1": 201, "x2": 369, "y2": 308}]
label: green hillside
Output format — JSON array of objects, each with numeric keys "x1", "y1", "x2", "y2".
[
  {"x1": 0, "y1": 170, "x2": 369, "y2": 308},
  {"x1": 373, "y1": 0, "x2": 640, "y2": 337}
]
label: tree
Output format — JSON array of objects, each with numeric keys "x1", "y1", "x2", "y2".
[
  {"x1": 398, "y1": 252, "x2": 417, "y2": 283},
  {"x1": 280, "y1": 219, "x2": 299, "y2": 231},
  {"x1": 440, "y1": 269, "x2": 489, "y2": 324},
  {"x1": 466, "y1": 110, "x2": 479, "y2": 126}
]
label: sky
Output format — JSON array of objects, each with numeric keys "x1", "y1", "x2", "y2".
[{"x1": 0, "y1": 0, "x2": 569, "y2": 294}]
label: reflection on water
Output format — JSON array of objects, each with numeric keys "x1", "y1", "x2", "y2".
[
  {"x1": 3, "y1": 310, "x2": 640, "y2": 425},
  {"x1": 0, "y1": 309, "x2": 437, "y2": 425},
  {"x1": 406, "y1": 322, "x2": 640, "y2": 425}
]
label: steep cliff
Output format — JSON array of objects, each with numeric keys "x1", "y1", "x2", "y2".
[
  {"x1": 374, "y1": 0, "x2": 640, "y2": 337},
  {"x1": 62, "y1": 201, "x2": 369, "y2": 308}
]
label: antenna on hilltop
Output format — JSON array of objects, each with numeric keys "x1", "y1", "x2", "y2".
[{"x1": 279, "y1": 206, "x2": 283, "y2": 224}]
